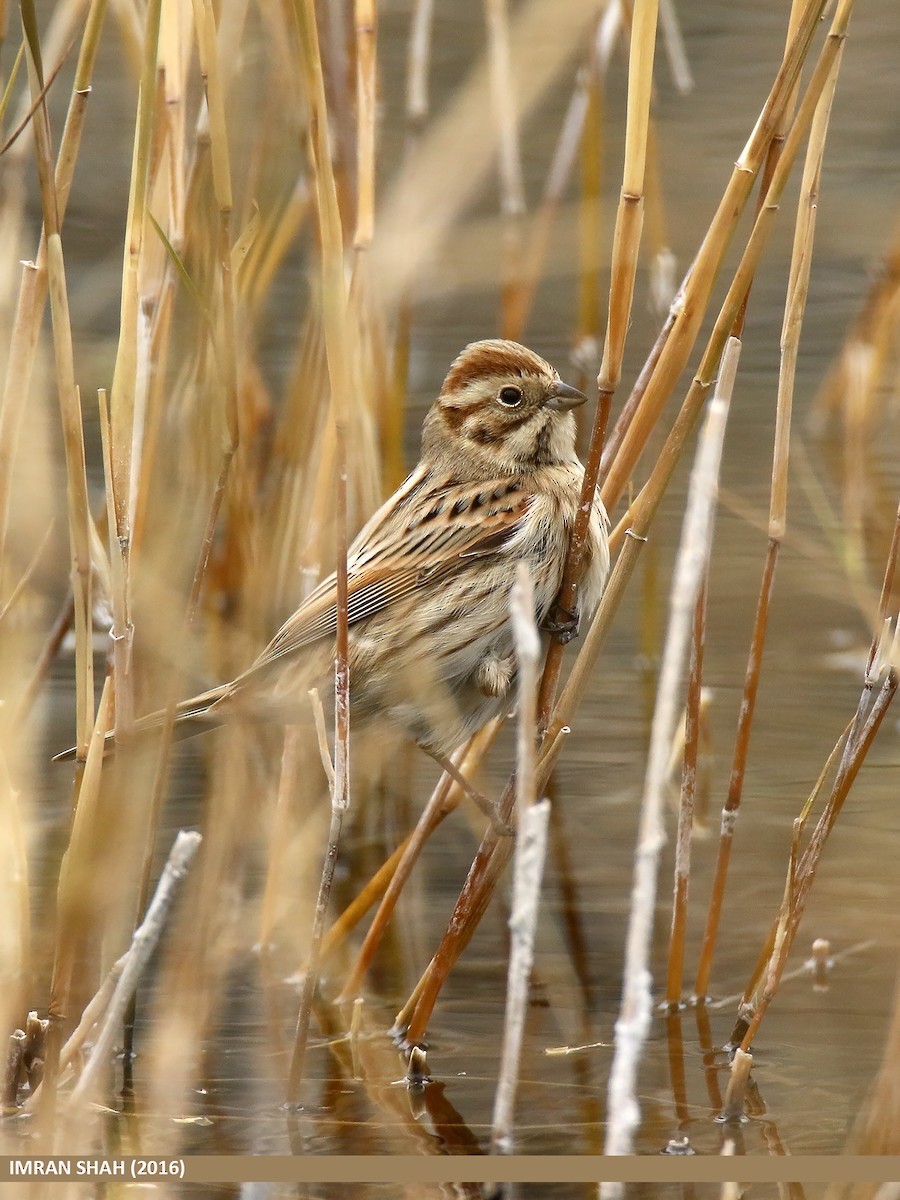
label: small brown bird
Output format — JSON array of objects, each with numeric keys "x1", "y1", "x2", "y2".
[{"x1": 59, "y1": 340, "x2": 609, "y2": 766}]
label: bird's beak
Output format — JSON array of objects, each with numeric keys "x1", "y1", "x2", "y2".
[{"x1": 545, "y1": 380, "x2": 589, "y2": 411}]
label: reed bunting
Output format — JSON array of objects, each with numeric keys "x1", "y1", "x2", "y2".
[{"x1": 58, "y1": 340, "x2": 609, "y2": 765}]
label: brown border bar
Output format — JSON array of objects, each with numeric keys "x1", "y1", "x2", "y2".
[{"x1": 2, "y1": 1157, "x2": 900, "y2": 1185}]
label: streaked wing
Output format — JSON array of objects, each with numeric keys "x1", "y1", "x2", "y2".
[{"x1": 239, "y1": 466, "x2": 530, "y2": 679}]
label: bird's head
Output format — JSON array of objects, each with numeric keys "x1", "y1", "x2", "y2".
[{"x1": 422, "y1": 339, "x2": 588, "y2": 477}]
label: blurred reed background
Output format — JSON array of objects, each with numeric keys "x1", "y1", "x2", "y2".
[{"x1": 2, "y1": 0, "x2": 900, "y2": 1192}]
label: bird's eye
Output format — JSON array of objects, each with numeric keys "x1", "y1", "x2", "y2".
[{"x1": 497, "y1": 385, "x2": 523, "y2": 408}]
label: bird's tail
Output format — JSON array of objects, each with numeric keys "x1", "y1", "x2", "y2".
[{"x1": 52, "y1": 682, "x2": 232, "y2": 763}]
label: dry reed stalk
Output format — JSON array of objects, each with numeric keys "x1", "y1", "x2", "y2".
[
  {"x1": 596, "y1": 0, "x2": 657, "y2": 402},
  {"x1": 731, "y1": 651, "x2": 898, "y2": 1053},
  {"x1": 0, "y1": 46, "x2": 26, "y2": 128},
  {"x1": 490, "y1": 565, "x2": 545, "y2": 1154},
  {"x1": 635, "y1": 482, "x2": 661, "y2": 729},
  {"x1": 67, "y1": 830, "x2": 201, "y2": 1108},
  {"x1": 734, "y1": 810, "x2": 806, "y2": 1053},
  {"x1": 574, "y1": 55, "x2": 603, "y2": 375},
  {"x1": 322, "y1": 839, "x2": 410, "y2": 960},
  {"x1": 108, "y1": 0, "x2": 163, "y2": 581},
  {"x1": 99, "y1": 387, "x2": 132, "y2": 729},
  {"x1": 2, "y1": 0, "x2": 86, "y2": 155},
  {"x1": 0, "y1": 0, "x2": 107, "y2": 584},
  {"x1": 8, "y1": 546, "x2": 75, "y2": 725},
  {"x1": 178, "y1": 17, "x2": 256, "y2": 699},
  {"x1": 348, "y1": 2, "x2": 392, "y2": 534},
  {"x1": 491, "y1": 796, "x2": 551, "y2": 1139},
  {"x1": 0, "y1": 746, "x2": 31, "y2": 1048},
  {"x1": 789, "y1": 624, "x2": 898, "y2": 880},
  {"x1": 602, "y1": 1, "x2": 844, "y2": 561},
  {"x1": 719, "y1": 1046, "x2": 752, "y2": 1123},
  {"x1": 21, "y1": 1, "x2": 96, "y2": 756},
  {"x1": 155, "y1": 0, "x2": 187, "y2": 246},
  {"x1": 694, "y1": 33, "x2": 847, "y2": 998},
  {"x1": 2, "y1": 50, "x2": 80, "y2": 160},
  {"x1": 601, "y1": 337, "x2": 737, "y2": 1172},
  {"x1": 600, "y1": 0, "x2": 828, "y2": 512},
  {"x1": 118, "y1": 0, "x2": 248, "y2": 1083},
  {"x1": 41, "y1": 678, "x2": 112, "y2": 1133},
  {"x1": 406, "y1": 0, "x2": 433, "y2": 131},
  {"x1": 520, "y1": 7, "x2": 627, "y2": 738},
  {"x1": 129, "y1": 257, "x2": 175, "y2": 548},
  {"x1": 285, "y1": 0, "x2": 353, "y2": 1101},
  {"x1": 70, "y1": 0, "x2": 303, "y2": 1123},
  {"x1": 663, "y1": 572, "x2": 706, "y2": 1008},
  {"x1": 309, "y1": 686, "x2": 336, "y2": 788},
  {"x1": 382, "y1": 0, "x2": 434, "y2": 492},
  {"x1": 397, "y1": 810, "x2": 515, "y2": 1045},
  {"x1": 0, "y1": 248, "x2": 41, "y2": 582},
  {"x1": 241, "y1": 186, "x2": 310, "y2": 315},
  {"x1": 104, "y1": 38, "x2": 171, "y2": 855},
  {"x1": 484, "y1": 0, "x2": 524, "y2": 220},
  {"x1": 596, "y1": 296, "x2": 672, "y2": 491},
  {"x1": 642, "y1": 122, "x2": 675, "y2": 320},
  {"x1": 719, "y1": 1172, "x2": 740, "y2": 1200},
  {"x1": 192, "y1": 0, "x2": 240, "y2": 521},
  {"x1": 353, "y1": 0, "x2": 376, "y2": 254},
  {"x1": 492, "y1": 18, "x2": 618, "y2": 723},
  {"x1": 511, "y1": 568, "x2": 539, "y2": 820},
  {"x1": 722, "y1": 721, "x2": 852, "y2": 1014},
  {"x1": 536, "y1": 387, "x2": 611, "y2": 728},
  {"x1": 1, "y1": 0, "x2": 328, "y2": 1142},
  {"x1": 281, "y1": 507, "x2": 351, "y2": 1048},
  {"x1": 24, "y1": 950, "x2": 129, "y2": 1111},
  {"x1": 730, "y1": 0, "x2": 808, "y2": 342},
  {"x1": 393, "y1": 725, "x2": 580, "y2": 1041},
  {"x1": 263, "y1": 326, "x2": 330, "y2": 609},
  {"x1": 657, "y1": 0, "x2": 692, "y2": 95},
  {"x1": 336, "y1": 721, "x2": 503, "y2": 1000}
]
